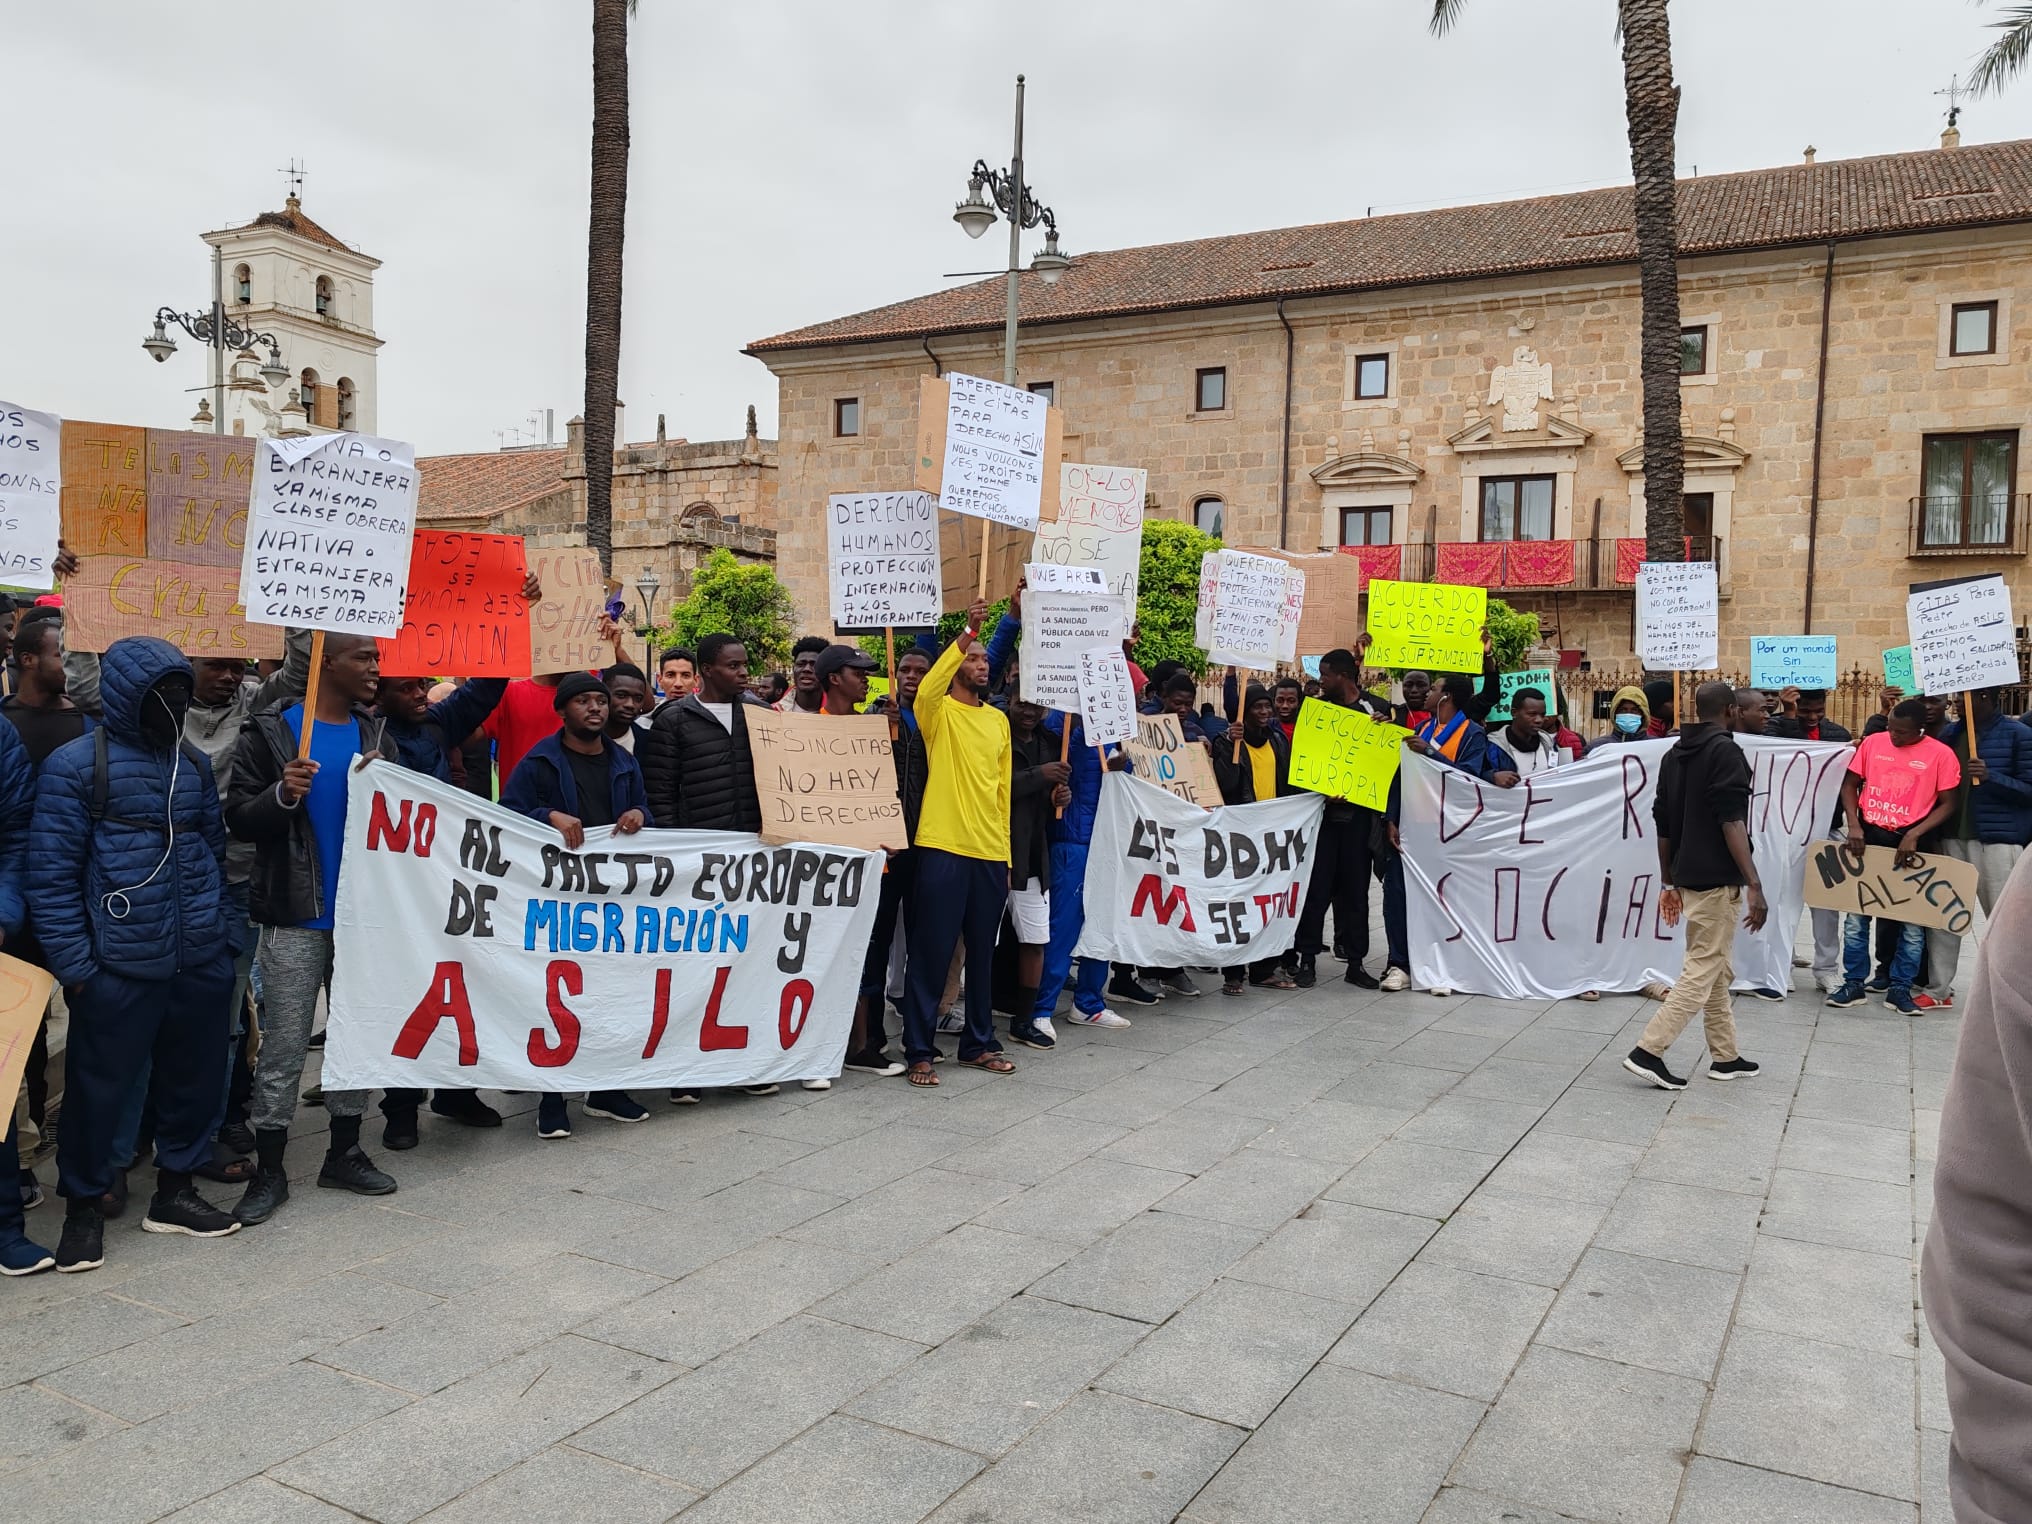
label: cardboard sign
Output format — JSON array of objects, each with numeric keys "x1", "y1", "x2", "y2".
[
  {"x1": 146, "y1": 428, "x2": 257, "y2": 567},
  {"x1": 0, "y1": 953, "x2": 53, "y2": 1123},
  {"x1": 1024, "y1": 562, "x2": 1105, "y2": 594},
  {"x1": 1365, "y1": 579, "x2": 1486, "y2": 673},
  {"x1": 937, "y1": 508, "x2": 1028, "y2": 616},
  {"x1": 1033, "y1": 463, "x2": 1144, "y2": 607},
  {"x1": 1908, "y1": 574, "x2": 2018, "y2": 695},
  {"x1": 60, "y1": 555, "x2": 283, "y2": 659},
  {"x1": 1883, "y1": 645, "x2": 1916, "y2": 693},
  {"x1": 1123, "y1": 712, "x2": 1220, "y2": 806},
  {"x1": 0, "y1": 400, "x2": 62, "y2": 590},
  {"x1": 59, "y1": 420, "x2": 147, "y2": 556},
  {"x1": 1021, "y1": 589, "x2": 1127, "y2": 709},
  {"x1": 1287, "y1": 697, "x2": 1411, "y2": 812},
  {"x1": 1232, "y1": 547, "x2": 1365, "y2": 659},
  {"x1": 1207, "y1": 550, "x2": 1289, "y2": 669},
  {"x1": 827, "y1": 490, "x2": 941, "y2": 632},
  {"x1": 240, "y1": 433, "x2": 420, "y2": 635},
  {"x1": 1749, "y1": 635, "x2": 1838, "y2": 691},
  {"x1": 1487, "y1": 670, "x2": 1561, "y2": 722},
  {"x1": 1801, "y1": 843, "x2": 1979, "y2": 934},
  {"x1": 748, "y1": 706, "x2": 906, "y2": 853},
  {"x1": 914, "y1": 374, "x2": 1063, "y2": 521},
  {"x1": 527, "y1": 546, "x2": 611, "y2": 674},
  {"x1": 1077, "y1": 646, "x2": 1138, "y2": 748},
  {"x1": 378, "y1": 531, "x2": 532, "y2": 678},
  {"x1": 1636, "y1": 561, "x2": 1719, "y2": 670}
]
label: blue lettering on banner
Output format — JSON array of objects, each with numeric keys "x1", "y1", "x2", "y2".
[{"x1": 526, "y1": 898, "x2": 752, "y2": 955}]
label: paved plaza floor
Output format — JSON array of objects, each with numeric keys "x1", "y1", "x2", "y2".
[{"x1": 0, "y1": 966, "x2": 1954, "y2": 1522}]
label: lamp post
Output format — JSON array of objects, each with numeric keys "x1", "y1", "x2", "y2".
[
  {"x1": 141, "y1": 246, "x2": 289, "y2": 435},
  {"x1": 632, "y1": 565, "x2": 662, "y2": 675},
  {"x1": 952, "y1": 74, "x2": 1070, "y2": 386}
]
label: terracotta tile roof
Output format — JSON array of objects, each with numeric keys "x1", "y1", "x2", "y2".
[
  {"x1": 748, "y1": 139, "x2": 2032, "y2": 353},
  {"x1": 230, "y1": 196, "x2": 358, "y2": 255},
  {"x1": 416, "y1": 448, "x2": 568, "y2": 523}
]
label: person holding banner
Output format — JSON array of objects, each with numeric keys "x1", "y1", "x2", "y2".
[
  {"x1": 1288, "y1": 649, "x2": 1394, "y2": 990},
  {"x1": 1006, "y1": 695, "x2": 1071, "y2": 1050},
  {"x1": 1921, "y1": 689, "x2": 2032, "y2": 1010},
  {"x1": 0, "y1": 718, "x2": 53, "y2": 1274},
  {"x1": 500, "y1": 672, "x2": 656, "y2": 1135},
  {"x1": 1211, "y1": 685, "x2": 1300, "y2": 997},
  {"x1": 227, "y1": 634, "x2": 402, "y2": 1226},
  {"x1": 900, "y1": 602, "x2": 1016, "y2": 1087},
  {"x1": 30, "y1": 638, "x2": 244, "y2": 1268}
]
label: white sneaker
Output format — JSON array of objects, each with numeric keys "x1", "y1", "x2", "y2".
[
  {"x1": 936, "y1": 1010, "x2": 965, "y2": 1034},
  {"x1": 1034, "y1": 1017, "x2": 1057, "y2": 1041},
  {"x1": 1428, "y1": 987, "x2": 1453, "y2": 997},
  {"x1": 800, "y1": 1078, "x2": 831, "y2": 1091},
  {"x1": 1072, "y1": 1008, "x2": 1132, "y2": 1029},
  {"x1": 1379, "y1": 966, "x2": 1409, "y2": 993}
]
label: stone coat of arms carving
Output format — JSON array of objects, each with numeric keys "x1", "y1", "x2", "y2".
[{"x1": 1488, "y1": 346, "x2": 1554, "y2": 432}]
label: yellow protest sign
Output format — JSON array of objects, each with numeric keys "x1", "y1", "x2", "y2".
[
  {"x1": 1287, "y1": 698, "x2": 1411, "y2": 811},
  {"x1": 860, "y1": 676, "x2": 891, "y2": 713},
  {"x1": 1365, "y1": 579, "x2": 1486, "y2": 673}
]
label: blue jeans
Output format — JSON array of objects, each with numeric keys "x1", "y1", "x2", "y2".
[
  {"x1": 1033, "y1": 841, "x2": 1109, "y2": 1023},
  {"x1": 1844, "y1": 913, "x2": 1923, "y2": 990}
]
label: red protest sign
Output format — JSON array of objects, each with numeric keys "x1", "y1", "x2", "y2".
[{"x1": 377, "y1": 531, "x2": 532, "y2": 678}]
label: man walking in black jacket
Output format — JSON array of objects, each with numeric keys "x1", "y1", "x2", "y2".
[{"x1": 1624, "y1": 680, "x2": 1767, "y2": 1090}]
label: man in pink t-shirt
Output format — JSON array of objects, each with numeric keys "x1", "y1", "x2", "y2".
[{"x1": 1827, "y1": 697, "x2": 1962, "y2": 1015}]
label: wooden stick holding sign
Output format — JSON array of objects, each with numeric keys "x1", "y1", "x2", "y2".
[
  {"x1": 884, "y1": 625, "x2": 897, "y2": 740},
  {"x1": 1056, "y1": 717, "x2": 1073, "y2": 820},
  {"x1": 1966, "y1": 690, "x2": 1981, "y2": 785},
  {"x1": 296, "y1": 631, "x2": 326, "y2": 760}
]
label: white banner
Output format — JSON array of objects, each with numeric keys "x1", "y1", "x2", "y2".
[
  {"x1": 240, "y1": 432, "x2": 420, "y2": 635},
  {"x1": 323, "y1": 762, "x2": 881, "y2": 1090},
  {"x1": 1075, "y1": 773, "x2": 1324, "y2": 968},
  {"x1": 0, "y1": 401, "x2": 61, "y2": 590},
  {"x1": 1403, "y1": 737, "x2": 1852, "y2": 1000}
]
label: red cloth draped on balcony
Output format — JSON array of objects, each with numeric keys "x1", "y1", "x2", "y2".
[
  {"x1": 1615, "y1": 537, "x2": 1693, "y2": 583},
  {"x1": 1335, "y1": 542, "x2": 1401, "y2": 591},
  {"x1": 1501, "y1": 540, "x2": 1576, "y2": 587},
  {"x1": 1434, "y1": 541, "x2": 1504, "y2": 587}
]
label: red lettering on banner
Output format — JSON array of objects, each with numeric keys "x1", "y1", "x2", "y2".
[
  {"x1": 366, "y1": 792, "x2": 438, "y2": 857},
  {"x1": 390, "y1": 961, "x2": 479, "y2": 1065},
  {"x1": 779, "y1": 979, "x2": 814, "y2": 1048},
  {"x1": 642, "y1": 968, "x2": 671, "y2": 1059},
  {"x1": 530, "y1": 960, "x2": 582, "y2": 1066},
  {"x1": 698, "y1": 965, "x2": 747, "y2": 1050},
  {"x1": 1129, "y1": 874, "x2": 1196, "y2": 930}
]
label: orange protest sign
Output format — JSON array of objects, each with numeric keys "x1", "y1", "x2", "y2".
[
  {"x1": 527, "y1": 547, "x2": 612, "y2": 675},
  {"x1": 59, "y1": 421, "x2": 148, "y2": 556},
  {"x1": 144, "y1": 428, "x2": 257, "y2": 566},
  {"x1": 60, "y1": 555, "x2": 282, "y2": 660},
  {"x1": 377, "y1": 531, "x2": 533, "y2": 678}
]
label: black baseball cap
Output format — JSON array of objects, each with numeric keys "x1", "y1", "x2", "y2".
[{"x1": 815, "y1": 644, "x2": 878, "y2": 684}]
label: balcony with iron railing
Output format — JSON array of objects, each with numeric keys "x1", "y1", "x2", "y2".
[
  {"x1": 1908, "y1": 495, "x2": 2031, "y2": 558},
  {"x1": 1337, "y1": 536, "x2": 1721, "y2": 593}
]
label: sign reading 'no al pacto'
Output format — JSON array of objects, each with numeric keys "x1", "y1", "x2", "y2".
[{"x1": 1800, "y1": 842, "x2": 1979, "y2": 934}]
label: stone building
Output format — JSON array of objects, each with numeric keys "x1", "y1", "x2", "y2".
[
  {"x1": 748, "y1": 133, "x2": 2032, "y2": 673},
  {"x1": 415, "y1": 408, "x2": 778, "y2": 607}
]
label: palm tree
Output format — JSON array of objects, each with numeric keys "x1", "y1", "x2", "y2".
[
  {"x1": 1432, "y1": 0, "x2": 1686, "y2": 563},
  {"x1": 583, "y1": 0, "x2": 634, "y2": 577},
  {"x1": 1971, "y1": 6, "x2": 2032, "y2": 95}
]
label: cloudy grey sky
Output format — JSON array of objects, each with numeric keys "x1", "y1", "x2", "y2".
[{"x1": 8, "y1": 1, "x2": 2032, "y2": 457}]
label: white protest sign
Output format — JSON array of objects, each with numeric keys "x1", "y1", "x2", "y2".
[
  {"x1": 240, "y1": 433, "x2": 420, "y2": 634},
  {"x1": 1024, "y1": 562, "x2": 1106, "y2": 594},
  {"x1": 322, "y1": 761, "x2": 880, "y2": 1091},
  {"x1": 0, "y1": 401, "x2": 62, "y2": 590},
  {"x1": 939, "y1": 372, "x2": 1048, "y2": 529},
  {"x1": 1077, "y1": 646, "x2": 1137, "y2": 747},
  {"x1": 1033, "y1": 463, "x2": 1145, "y2": 608},
  {"x1": 1021, "y1": 589, "x2": 1126, "y2": 709},
  {"x1": 827, "y1": 490, "x2": 941, "y2": 631},
  {"x1": 1209, "y1": 550, "x2": 1288, "y2": 668},
  {"x1": 1636, "y1": 560, "x2": 1718, "y2": 670},
  {"x1": 1403, "y1": 737, "x2": 1852, "y2": 1000},
  {"x1": 1908, "y1": 574, "x2": 2019, "y2": 695},
  {"x1": 1194, "y1": 550, "x2": 1220, "y2": 649},
  {"x1": 1074, "y1": 772, "x2": 1325, "y2": 967}
]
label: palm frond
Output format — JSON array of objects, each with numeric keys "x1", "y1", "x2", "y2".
[
  {"x1": 1971, "y1": 5, "x2": 2032, "y2": 96},
  {"x1": 1429, "y1": 0, "x2": 1468, "y2": 37}
]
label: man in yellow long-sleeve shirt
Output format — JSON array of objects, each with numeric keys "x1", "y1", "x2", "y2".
[{"x1": 902, "y1": 600, "x2": 1015, "y2": 1087}]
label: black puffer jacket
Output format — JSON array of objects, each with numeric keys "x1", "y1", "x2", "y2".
[
  {"x1": 227, "y1": 704, "x2": 398, "y2": 926},
  {"x1": 638, "y1": 693, "x2": 762, "y2": 833},
  {"x1": 894, "y1": 712, "x2": 929, "y2": 840}
]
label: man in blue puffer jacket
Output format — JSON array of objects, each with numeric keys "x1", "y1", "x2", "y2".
[{"x1": 29, "y1": 637, "x2": 240, "y2": 1272}]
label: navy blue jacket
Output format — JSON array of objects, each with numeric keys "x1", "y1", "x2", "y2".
[
  {"x1": 0, "y1": 719, "x2": 31, "y2": 938},
  {"x1": 1940, "y1": 714, "x2": 2032, "y2": 846},
  {"x1": 502, "y1": 731, "x2": 654, "y2": 828},
  {"x1": 380, "y1": 679, "x2": 508, "y2": 783},
  {"x1": 28, "y1": 638, "x2": 228, "y2": 984}
]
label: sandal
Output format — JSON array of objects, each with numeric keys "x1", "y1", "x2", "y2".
[
  {"x1": 1221, "y1": 980, "x2": 1246, "y2": 997},
  {"x1": 194, "y1": 1154, "x2": 256, "y2": 1185},
  {"x1": 1578, "y1": 990, "x2": 1602, "y2": 1002},
  {"x1": 906, "y1": 1061, "x2": 940, "y2": 1088},
  {"x1": 959, "y1": 1053, "x2": 1017, "y2": 1075},
  {"x1": 1250, "y1": 972, "x2": 1298, "y2": 991}
]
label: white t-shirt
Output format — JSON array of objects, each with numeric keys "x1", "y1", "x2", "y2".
[
  {"x1": 701, "y1": 702, "x2": 735, "y2": 733},
  {"x1": 1504, "y1": 728, "x2": 1564, "y2": 777}
]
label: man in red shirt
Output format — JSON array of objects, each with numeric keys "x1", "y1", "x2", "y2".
[
  {"x1": 1826, "y1": 698, "x2": 1961, "y2": 1016},
  {"x1": 481, "y1": 673, "x2": 564, "y2": 790}
]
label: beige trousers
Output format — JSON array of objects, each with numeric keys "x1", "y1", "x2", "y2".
[{"x1": 1639, "y1": 886, "x2": 1741, "y2": 1063}]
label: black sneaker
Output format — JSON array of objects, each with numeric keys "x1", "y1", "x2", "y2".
[
  {"x1": 1824, "y1": 981, "x2": 1869, "y2": 1009},
  {"x1": 1885, "y1": 986, "x2": 1920, "y2": 1017},
  {"x1": 668, "y1": 1089, "x2": 701, "y2": 1105},
  {"x1": 307, "y1": 1028, "x2": 327, "y2": 1050},
  {"x1": 317, "y1": 1146, "x2": 397, "y2": 1196},
  {"x1": 1009, "y1": 1022, "x2": 1056, "y2": 1051},
  {"x1": 1748, "y1": 988, "x2": 1786, "y2": 1003},
  {"x1": 1621, "y1": 1047, "x2": 1688, "y2": 1090},
  {"x1": 218, "y1": 1121, "x2": 255, "y2": 1155},
  {"x1": 381, "y1": 1111, "x2": 420, "y2": 1152},
  {"x1": 1293, "y1": 954, "x2": 1318, "y2": 989},
  {"x1": 1107, "y1": 974, "x2": 1160, "y2": 1006},
  {"x1": 1865, "y1": 974, "x2": 1892, "y2": 993},
  {"x1": 843, "y1": 1051, "x2": 906, "y2": 1077},
  {"x1": 234, "y1": 1167, "x2": 289, "y2": 1226},
  {"x1": 1708, "y1": 1056, "x2": 1762, "y2": 1082},
  {"x1": 142, "y1": 1186, "x2": 242, "y2": 1237},
  {"x1": 430, "y1": 1092, "x2": 504, "y2": 1128},
  {"x1": 740, "y1": 1084, "x2": 781, "y2": 1097},
  {"x1": 55, "y1": 1209, "x2": 103, "y2": 1273},
  {"x1": 1345, "y1": 966, "x2": 1381, "y2": 990}
]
